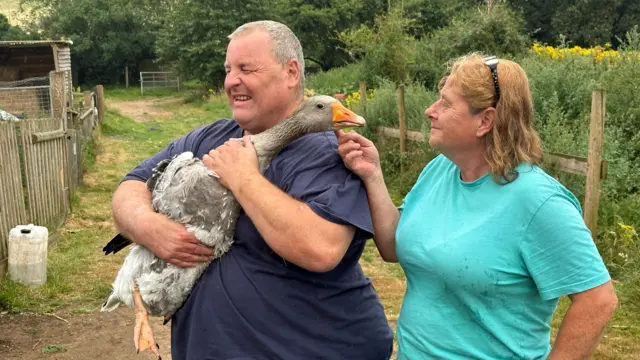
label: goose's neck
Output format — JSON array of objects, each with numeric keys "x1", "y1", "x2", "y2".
[{"x1": 252, "y1": 115, "x2": 305, "y2": 172}]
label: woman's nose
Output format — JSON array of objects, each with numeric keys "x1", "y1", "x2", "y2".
[{"x1": 425, "y1": 101, "x2": 437, "y2": 120}]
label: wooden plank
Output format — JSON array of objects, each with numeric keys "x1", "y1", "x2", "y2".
[
  {"x1": 376, "y1": 126, "x2": 608, "y2": 180},
  {"x1": 584, "y1": 89, "x2": 606, "y2": 240},
  {"x1": 78, "y1": 108, "x2": 93, "y2": 121},
  {"x1": 377, "y1": 126, "x2": 427, "y2": 143},
  {"x1": 543, "y1": 153, "x2": 588, "y2": 176},
  {"x1": 32, "y1": 129, "x2": 65, "y2": 143}
]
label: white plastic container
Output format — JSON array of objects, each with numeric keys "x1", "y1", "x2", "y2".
[{"x1": 8, "y1": 224, "x2": 48, "y2": 287}]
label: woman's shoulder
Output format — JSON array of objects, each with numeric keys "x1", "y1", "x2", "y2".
[{"x1": 507, "y1": 163, "x2": 583, "y2": 212}]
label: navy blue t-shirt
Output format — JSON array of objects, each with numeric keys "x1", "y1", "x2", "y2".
[{"x1": 123, "y1": 119, "x2": 394, "y2": 360}]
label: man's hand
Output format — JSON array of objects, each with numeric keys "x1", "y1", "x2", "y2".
[
  {"x1": 203, "y1": 135, "x2": 260, "y2": 192},
  {"x1": 140, "y1": 213, "x2": 214, "y2": 267},
  {"x1": 112, "y1": 180, "x2": 213, "y2": 268}
]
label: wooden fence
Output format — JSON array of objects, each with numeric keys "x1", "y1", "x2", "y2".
[
  {"x1": 0, "y1": 71, "x2": 104, "y2": 278},
  {"x1": 366, "y1": 81, "x2": 607, "y2": 240}
]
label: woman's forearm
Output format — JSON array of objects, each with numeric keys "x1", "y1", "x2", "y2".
[{"x1": 364, "y1": 173, "x2": 400, "y2": 263}]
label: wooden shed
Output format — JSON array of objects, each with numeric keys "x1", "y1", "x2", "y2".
[
  {"x1": 0, "y1": 40, "x2": 73, "y2": 119},
  {"x1": 0, "y1": 40, "x2": 72, "y2": 80}
]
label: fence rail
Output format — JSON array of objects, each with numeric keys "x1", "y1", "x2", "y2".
[
  {"x1": 0, "y1": 70, "x2": 104, "y2": 279},
  {"x1": 371, "y1": 85, "x2": 607, "y2": 240}
]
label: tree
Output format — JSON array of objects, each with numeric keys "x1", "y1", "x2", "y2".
[
  {"x1": 154, "y1": 0, "x2": 269, "y2": 89},
  {"x1": 0, "y1": 14, "x2": 34, "y2": 40},
  {"x1": 20, "y1": 0, "x2": 161, "y2": 85},
  {"x1": 339, "y1": 8, "x2": 417, "y2": 86},
  {"x1": 271, "y1": 0, "x2": 386, "y2": 72}
]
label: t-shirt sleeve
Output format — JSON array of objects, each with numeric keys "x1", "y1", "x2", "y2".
[
  {"x1": 274, "y1": 133, "x2": 374, "y2": 243},
  {"x1": 521, "y1": 192, "x2": 611, "y2": 300}
]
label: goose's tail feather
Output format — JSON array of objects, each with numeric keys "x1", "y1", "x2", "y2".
[{"x1": 103, "y1": 233, "x2": 132, "y2": 255}]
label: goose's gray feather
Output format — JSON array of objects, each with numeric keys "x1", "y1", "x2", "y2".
[{"x1": 101, "y1": 95, "x2": 365, "y2": 318}]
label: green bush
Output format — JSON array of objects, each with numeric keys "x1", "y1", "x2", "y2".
[
  {"x1": 413, "y1": 3, "x2": 530, "y2": 89},
  {"x1": 305, "y1": 62, "x2": 364, "y2": 95}
]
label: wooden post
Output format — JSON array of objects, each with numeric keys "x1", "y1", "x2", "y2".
[
  {"x1": 398, "y1": 85, "x2": 407, "y2": 154},
  {"x1": 83, "y1": 91, "x2": 92, "y2": 111},
  {"x1": 584, "y1": 89, "x2": 605, "y2": 240},
  {"x1": 178, "y1": 74, "x2": 183, "y2": 91},
  {"x1": 398, "y1": 85, "x2": 407, "y2": 173},
  {"x1": 359, "y1": 81, "x2": 367, "y2": 113},
  {"x1": 125, "y1": 64, "x2": 129, "y2": 88},
  {"x1": 95, "y1": 85, "x2": 105, "y2": 124}
]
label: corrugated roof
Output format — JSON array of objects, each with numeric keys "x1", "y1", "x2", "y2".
[{"x1": 0, "y1": 40, "x2": 73, "y2": 47}]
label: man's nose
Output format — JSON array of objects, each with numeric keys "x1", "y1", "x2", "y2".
[{"x1": 224, "y1": 72, "x2": 241, "y2": 89}]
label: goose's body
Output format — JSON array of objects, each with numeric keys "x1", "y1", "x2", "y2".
[{"x1": 100, "y1": 95, "x2": 365, "y2": 358}]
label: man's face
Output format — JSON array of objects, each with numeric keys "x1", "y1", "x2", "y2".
[{"x1": 224, "y1": 30, "x2": 299, "y2": 134}]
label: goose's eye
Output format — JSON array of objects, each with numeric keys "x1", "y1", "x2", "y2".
[{"x1": 316, "y1": 103, "x2": 324, "y2": 109}]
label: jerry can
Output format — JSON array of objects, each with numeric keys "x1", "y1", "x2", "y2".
[{"x1": 8, "y1": 224, "x2": 48, "y2": 287}]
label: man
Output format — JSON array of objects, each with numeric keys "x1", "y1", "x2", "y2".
[{"x1": 111, "y1": 20, "x2": 394, "y2": 360}]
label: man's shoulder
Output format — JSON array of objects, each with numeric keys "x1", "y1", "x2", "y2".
[{"x1": 277, "y1": 131, "x2": 339, "y2": 162}]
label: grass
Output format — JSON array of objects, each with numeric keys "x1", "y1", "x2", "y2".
[
  {"x1": 0, "y1": 90, "x2": 222, "y2": 314},
  {"x1": 0, "y1": 87, "x2": 638, "y2": 358},
  {"x1": 42, "y1": 345, "x2": 66, "y2": 354}
]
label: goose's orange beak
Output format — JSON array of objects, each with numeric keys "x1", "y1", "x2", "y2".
[{"x1": 332, "y1": 102, "x2": 366, "y2": 129}]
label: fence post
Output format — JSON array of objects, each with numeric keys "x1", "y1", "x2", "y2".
[
  {"x1": 584, "y1": 89, "x2": 605, "y2": 240},
  {"x1": 95, "y1": 85, "x2": 105, "y2": 124},
  {"x1": 398, "y1": 85, "x2": 407, "y2": 173},
  {"x1": 125, "y1": 64, "x2": 129, "y2": 88},
  {"x1": 359, "y1": 81, "x2": 367, "y2": 113}
]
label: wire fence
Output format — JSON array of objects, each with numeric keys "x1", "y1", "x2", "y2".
[{"x1": 0, "y1": 76, "x2": 52, "y2": 120}]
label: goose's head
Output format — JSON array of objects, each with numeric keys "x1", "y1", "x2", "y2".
[{"x1": 291, "y1": 95, "x2": 366, "y2": 133}]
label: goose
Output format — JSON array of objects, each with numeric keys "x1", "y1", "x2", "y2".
[{"x1": 100, "y1": 95, "x2": 366, "y2": 359}]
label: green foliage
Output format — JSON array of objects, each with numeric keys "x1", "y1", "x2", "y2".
[
  {"x1": 271, "y1": 0, "x2": 386, "y2": 72},
  {"x1": 403, "y1": 0, "x2": 480, "y2": 38},
  {"x1": 0, "y1": 13, "x2": 34, "y2": 40},
  {"x1": 305, "y1": 62, "x2": 363, "y2": 95},
  {"x1": 154, "y1": 0, "x2": 270, "y2": 90},
  {"x1": 413, "y1": 2, "x2": 530, "y2": 89},
  {"x1": 339, "y1": 8, "x2": 418, "y2": 86},
  {"x1": 361, "y1": 79, "x2": 436, "y2": 131},
  {"x1": 20, "y1": 0, "x2": 159, "y2": 85}
]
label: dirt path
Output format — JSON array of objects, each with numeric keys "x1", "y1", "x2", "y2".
[
  {"x1": 0, "y1": 308, "x2": 172, "y2": 360},
  {"x1": 107, "y1": 98, "x2": 182, "y2": 122},
  {"x1": 0, "y1": 97, "x2": 177, "y2": 360}
]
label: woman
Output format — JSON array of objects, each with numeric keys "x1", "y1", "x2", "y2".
[{"x1": 336, "y1": 53, "x2": 617, "y2": 359}]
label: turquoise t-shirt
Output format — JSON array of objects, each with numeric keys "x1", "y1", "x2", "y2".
[{"x1": 395, "y1": 154, "x2": 611, "y2": 359}]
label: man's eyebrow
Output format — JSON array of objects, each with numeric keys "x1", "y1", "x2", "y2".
[{"x1": 440, "y1": 92, "x2": 452, "y2": 103}]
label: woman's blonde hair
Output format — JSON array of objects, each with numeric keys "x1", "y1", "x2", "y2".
[{"x1": 443, "y1": 53, "x2": 543, "y2": 184}]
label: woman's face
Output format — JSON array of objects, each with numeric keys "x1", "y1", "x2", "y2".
[{"x1": 424, "y1": 77, "x2": 486, "y2": 153}]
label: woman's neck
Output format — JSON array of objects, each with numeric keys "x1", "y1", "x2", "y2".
[{"x1": 446, "y1": 148, "x2": 491, "y2": 182}]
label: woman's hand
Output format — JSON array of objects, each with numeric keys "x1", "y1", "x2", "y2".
[{"x1": 335, "y1": 130, "x2": 382, "y2": 182}]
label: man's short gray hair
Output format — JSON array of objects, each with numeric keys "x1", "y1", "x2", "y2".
[{"x1": 229, "y1": 20, "x2": 305, "y2": 94}]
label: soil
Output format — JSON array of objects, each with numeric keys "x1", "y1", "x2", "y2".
[
  {"x1": 106, "y1": 98, "x2": 182, "y2": 122},
  {"x1": 0, "y1": 307, "x2": 172, "y2": 360}
]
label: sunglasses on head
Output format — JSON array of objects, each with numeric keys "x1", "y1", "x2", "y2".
[{"x1": 484, "y1": 56, "x2": 500, "y2": 107}]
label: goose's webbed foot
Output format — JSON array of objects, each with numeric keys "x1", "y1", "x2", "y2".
[{"x1": 132, "y1": 283, "x2": 162, "y2": 359}]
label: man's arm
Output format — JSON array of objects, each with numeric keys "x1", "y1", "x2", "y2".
[
  {"x1": 204, "y1": 136, "x2": 354, "y2": 273},
  {"x1": 112, "y1": 180, "x2": 213, "y2": 267},
  {"x1": 547, "y1": 281, "x2": 618, "y2": 359}
]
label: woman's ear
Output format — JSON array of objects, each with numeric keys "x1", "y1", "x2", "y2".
[{"x1": 476, "y1": 107, "x2": 496, "y2": 137}]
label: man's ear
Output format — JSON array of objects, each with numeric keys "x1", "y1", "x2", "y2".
[
  {"x1": 285, "y1": 58, "x2": 301, "y2": 89},
  {"x1": 476, "y1": 107, "x2": 496, "y2": 137}
]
